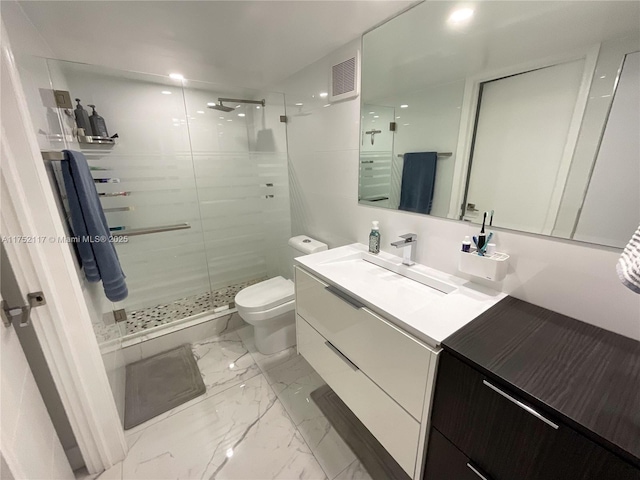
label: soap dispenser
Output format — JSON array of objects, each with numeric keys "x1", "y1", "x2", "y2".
[
  {"x1": 74, "y1": 99, "x2": 93, "y2": 136},
  {"x1": 369, "y1": 221, "x2": 380, "y2": 254},
  {"x1": 88, "y1": 104, "x2": 109, "y2": 138}
]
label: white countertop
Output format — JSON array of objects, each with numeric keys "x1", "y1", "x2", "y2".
[{"x1": 295, "y1": 243, "x2": 506, "y2": 349}]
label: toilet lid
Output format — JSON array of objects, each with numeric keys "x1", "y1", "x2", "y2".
[{"x1": 235, "y1": 276, "x2": 294, "y2": 312}]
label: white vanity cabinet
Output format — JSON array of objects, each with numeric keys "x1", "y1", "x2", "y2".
[{"x1": 295, "y1": 266, "x2": 439, "y2": 479}]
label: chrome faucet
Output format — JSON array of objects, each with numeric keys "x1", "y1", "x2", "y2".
[{"x1": 391, "y1": 233, "x2": 418, "y2": 266}]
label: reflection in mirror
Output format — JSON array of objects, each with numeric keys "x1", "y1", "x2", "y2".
[{"x1": 360, "y1": 1, "x2": 640, "y2": 248}]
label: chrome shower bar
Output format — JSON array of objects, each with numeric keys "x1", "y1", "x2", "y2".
[{"x1": 111, "y1": 223, "x2": 191, "y2": 237}]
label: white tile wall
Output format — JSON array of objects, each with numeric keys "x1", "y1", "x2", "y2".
[
  {"x1": 1, "y1": 323, "x2": 74, "y2": 479},
  {"x1": 277, "y1": 39, "x2": 640, "y2": 341}
]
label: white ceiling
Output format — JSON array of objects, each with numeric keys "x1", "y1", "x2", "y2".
[{"x1": 17, "y1": 0, "x2": 415, "y2": 90}]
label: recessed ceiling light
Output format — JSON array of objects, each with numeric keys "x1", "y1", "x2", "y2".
[
  {"x1": 207, "y1": 102, "x2": 216, "y2": 106},
  {"x1": 169, "y1": 73, "x2": 184, "y2": 80},
  {"x1": 238, "y1": 113, "x2": 245, "y2": 117},
  {"x1": 319, "y1": 92, "x2": 328, "y2": 98},
  {"x1": 161, "y1": 91, "x2": 172, "y2": 95},
  {"x1": 256, "y1": 106, "x2": 261, "y2": 109},
  {"x1": 369, "y1": 112, "x2": 375, "y2": 114},
  {"x1": 448, "y1": 8, "x2": 474, "y2": 25},
  {"x1": 373, "y1": 115, "x2": 379, "y2": 119},
  {"x1": 400, "y1": 104, "x2": 408, "y2": 108},
  {"x1": 197, "y1": 110, "x2": 205, "y2": 114},
  {"x1": 219, "y1": 116, "x2": 224, "y2": 119},
  {"x1": 295, "y1": 103, "x2": 303, "y2": 106}
]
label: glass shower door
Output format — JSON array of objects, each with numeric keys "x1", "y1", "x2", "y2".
[{"x1": 47, "y1": 60, "x2": 213, "y2": 339}]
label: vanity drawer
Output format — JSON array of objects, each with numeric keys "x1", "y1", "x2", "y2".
[
  {"x1": 295, "y1": 266, "x2": 434, "y2": 420},
  {"x1": 297, "y1": 315, "x2": 420, "y2": 477},
  {"x1": 431, "y1": 352, "x2": 640, "y2": 480}
]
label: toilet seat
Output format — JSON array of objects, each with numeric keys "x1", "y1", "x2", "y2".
[{"x1": 235, "y1": 276, "x2": 295, "y2": 323}]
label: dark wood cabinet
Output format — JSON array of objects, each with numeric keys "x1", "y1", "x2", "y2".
[
  {"x1": 424, "y1": 428, "x2": 487, "y2": 480},
  {"x1": 424, "y1": 351, "x2": 640, "y2": 480}
]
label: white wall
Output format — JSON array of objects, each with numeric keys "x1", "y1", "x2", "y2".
[{"x1": 277, "y1": 39, "x2": 640, "y2": 341}]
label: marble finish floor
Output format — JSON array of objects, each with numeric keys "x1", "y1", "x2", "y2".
[{"x1": 79, "y1": 325, "x2": 373, "y2": 480}]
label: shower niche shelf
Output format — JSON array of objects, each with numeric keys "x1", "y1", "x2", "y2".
[{"x1": 78, "y1": 134, "x2": 117, "y2": 145}]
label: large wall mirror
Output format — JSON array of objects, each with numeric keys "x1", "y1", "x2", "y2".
[{"x1": 359, "y1": 1, "x2": 639, "y2": 248}]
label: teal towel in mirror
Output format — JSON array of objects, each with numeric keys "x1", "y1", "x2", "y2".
[{"x1": 399, "y1": 152, "x2": 437, "y2": 215}]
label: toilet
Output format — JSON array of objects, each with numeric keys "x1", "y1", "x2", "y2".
[{"x1": 235, "y1": 235, "x2": 328, "y2": 355}]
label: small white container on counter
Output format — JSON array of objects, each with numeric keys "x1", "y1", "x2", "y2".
[{"x1": 458, "y1": 249, "x2": 509, "y2": 281}]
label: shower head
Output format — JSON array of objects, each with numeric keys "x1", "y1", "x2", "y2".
[
  {"x1": 207, "y1": 97, "x2": 266, "y2": 112},
  {"x1": 207, "y1": 102, "x2": 235, "y2": 112}
]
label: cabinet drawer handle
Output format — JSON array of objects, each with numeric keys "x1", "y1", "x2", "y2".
[
  {"x1": 482, "y1": 380, "x2": 559, "y2": 429},
  {"x1": 324, "y1": 285, "x2": 365, "y2": 309},
  {"x1": 324, "y1": 341, "x2": 359, "y2": 371},
  {"x1": 466, "y1": 463, "x2": 489, "y2": 480}
]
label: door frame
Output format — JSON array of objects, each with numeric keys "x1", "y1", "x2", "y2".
[
  {"x1": 1, "y1": 24, "x2": 127, "y2": 473},
  {"x1": 447, "y1": 45, "x2": 600, "y2": 234}
]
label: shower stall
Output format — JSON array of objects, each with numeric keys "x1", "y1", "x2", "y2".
[{"x1": 18, "y1": 57, "x2": 291, "y2": 394}]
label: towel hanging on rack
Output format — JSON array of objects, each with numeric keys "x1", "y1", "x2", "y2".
[{"x1": 61, "y1": 150, "x2": 128, "y2": 302}]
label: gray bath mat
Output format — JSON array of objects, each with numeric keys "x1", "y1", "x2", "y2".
[
  {"x1": 124, "y1": 344, "x2": 205, "y2": 429},
  {"x1": 311, "y1": 384, "x2": 410, "y2": 480}
]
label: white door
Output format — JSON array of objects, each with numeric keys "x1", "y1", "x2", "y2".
[
  {"x1": 463, "y1": 59, "x2": 585, "y2": 233},
  {"x1": 1, "y1": 22, "x2": 126, "y2": 473},
  {"x1": 0, "y1": 290, "x2": 74, "y2": 479}
]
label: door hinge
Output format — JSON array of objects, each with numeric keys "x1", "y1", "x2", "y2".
[{"x1": 1, "y1": 291, "x2": 46, "y2": 328}]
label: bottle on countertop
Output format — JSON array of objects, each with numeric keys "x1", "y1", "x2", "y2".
[
  {"x1": 462, "y1": 235, "x2": 472, "y2": 253},
  {"x1": 369, "y1": 221, "x2": 380, "y2": 254},
  {"x1": 74, "y1": 99, "x2": 93, "y2": 136},
  {"x1": 88, "y1": 104, "x2": 109, "y2": 137}
]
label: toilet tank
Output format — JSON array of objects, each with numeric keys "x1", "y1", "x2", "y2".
[{"x1": 286, "y1": 235, "x2": 328, "y2": 278}]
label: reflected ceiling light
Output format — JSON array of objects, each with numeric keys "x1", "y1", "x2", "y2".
[
  {"x1": 400, "y1": 104, "x2": 408, "y2": 108},
  {"x1": 448, "y1": 7, "x2": 474, "y2": 25},
  {"x1": 369, "y1": 111, "x2": 375, "y2": 114},
  {"x1": 197, "y1": 110, "x2": 205, "y2": 114},
  {"x1": 169, "y1": 73, "x2": 184, "y2": 80},
  {"x1": 295, "y1": 103, "x2": 303, "y2": 106},
  {"x1": 219, "y1": 116, "x2": 225, "y2": 119},
  {"x1": 207, "y1": 102, "x2": 216, "y2": 106},
  {"x1": 238, "y1": 113, "x2": 245, "y2": 117},
  {"x1": 226, "y1": 449, "x2": 234, "y2": 458},
  {"x1": 373, "y1": 115, "x2": 379, "y2": 118},
  {"x1": 256, "y1": 106, "x2": 261, "y2": 109},
  {"x1": 323, "y1": 104, "x2": 331, "y2": 108},
  {"x1": 403, "y1": 123, "x2": 410, "y2": 126},
  {"x1": 227, "y1": 119, "x2": 233, "y2": 122},
  {"x1": 161, "y1": 91, "x2": 172, "y2": 95},
  {"x1": 319, "y1": 92, "x2": 328, "y2": 98},
  {"x1": 396, "y1": 116, "x2": 401, "y2": 119}
]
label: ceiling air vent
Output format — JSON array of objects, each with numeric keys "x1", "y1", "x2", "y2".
[{"x1": 330, "y1": 51, "x2": 359, "y2": 102}]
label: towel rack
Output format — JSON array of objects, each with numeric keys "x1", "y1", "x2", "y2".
[
  {"x1": 111, "y1": 223, "x2": 191, "y2": 237},
  {"x1": 41, "y1": 151, "x2": 66, "y2": 161},
  {"x1": 396, "y1": 152, "x2": 452, "y2": 158}
]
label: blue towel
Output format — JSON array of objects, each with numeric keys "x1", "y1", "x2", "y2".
[
  {"x1": 398, "y1": 152, "x2": 438, "y2": 214},
  {"x1": 61, "y1": 150, "x2": 128, "y2": 301}
]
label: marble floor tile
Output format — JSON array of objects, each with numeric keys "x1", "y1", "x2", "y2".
[
  {"x1": 192, "y1": 330, "x2": 262, "y2": 397},
  {"x1": 333, "y1": 460, "x2": 373, "y2": 480},
  {"x1": 122, "y1": 374, "x2": 326, "y2": 480}
]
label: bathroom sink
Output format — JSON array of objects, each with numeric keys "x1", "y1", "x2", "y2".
[
  {"x1": 294, "y1": 243, "x2": 506, "y2": 348},
  {"x1": 317, "y1": 250, "x2": 456, "y2": 294}
]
